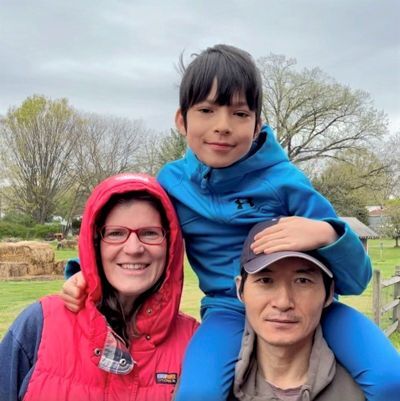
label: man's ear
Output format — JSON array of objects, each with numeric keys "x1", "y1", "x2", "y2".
[
  {"x1": 235, "y1": 275, "x2": 243, "y2": 303},
  {"x1": 324, "y1": 281, "x2": 335, "y2": 308},
  {"x1": 175, "y1": 109, "x2": 187, "y2": 136}
]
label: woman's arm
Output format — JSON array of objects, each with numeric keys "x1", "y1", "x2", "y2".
[{"x1": 0, "y1": 302, "x2": 43, "y2": 401}]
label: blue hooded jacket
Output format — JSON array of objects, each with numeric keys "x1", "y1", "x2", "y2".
[{"x1": 158, "y1": 125, "x2": 372, "y2": 313}]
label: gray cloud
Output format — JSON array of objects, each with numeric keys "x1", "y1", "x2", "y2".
[{"x1": 1, "y1": 0, "x2": 399, "y2": 132}]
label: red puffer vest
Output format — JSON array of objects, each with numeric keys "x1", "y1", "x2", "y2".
[{"x1": 23, "y1": 173, "x2": 199, "y2": 401}]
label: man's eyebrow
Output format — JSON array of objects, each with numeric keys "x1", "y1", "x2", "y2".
[
  {"x1": 295, "y1": 267, "x2": 320, "y2": 275},
  {"x1": 254, "y1": 268, "x2": 272, "y2": 274}
]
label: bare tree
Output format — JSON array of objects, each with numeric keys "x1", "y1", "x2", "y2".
[
  {"x1": 379, "y1": 131, "x2": 400, "y2": 198},
  {"x1": 73, "y1": 114, "x2": 144, "y2": 195},
  {"x1": 0, "y1": 95, "x2": 81, "y2": 223},
  {"x1": 134, "y1": 132, "x2": 165, "y2": 176},
  {"x1": 135, "y1": 129, "x2": 187, "y2": 175},
  {"x1": 258, "y1": 54, "x2": 388, "y2": 164}
]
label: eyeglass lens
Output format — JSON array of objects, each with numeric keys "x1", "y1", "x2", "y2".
[{"x1": 101, "y1": 226, "x2": 165, "y2": 244}]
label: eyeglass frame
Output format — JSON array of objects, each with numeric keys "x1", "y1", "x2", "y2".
[{"x1": 98, "y1": 225, "x2": 167, "y2": 245}]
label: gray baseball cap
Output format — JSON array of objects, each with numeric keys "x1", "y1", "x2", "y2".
[{"x1": 241, "y1": 219, "x2": 333, "y2": 278}]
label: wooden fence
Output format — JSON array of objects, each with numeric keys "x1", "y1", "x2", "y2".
[{"x1": 373, "y1": 266, "x2": 400, "y2": 337}]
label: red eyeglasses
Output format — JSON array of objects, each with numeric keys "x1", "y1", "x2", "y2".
[{"x1": 99, "y1": 226, "x2": 167, "y2": 245}]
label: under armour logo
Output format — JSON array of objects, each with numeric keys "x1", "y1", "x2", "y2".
[{"x1": 235, "y1": 198, "x2": 255, "y2": 209}]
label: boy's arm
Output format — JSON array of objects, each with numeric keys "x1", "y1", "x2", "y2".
[
  {"x1": 252, "y1": 216, "x2": 338, "y2": 254},
  {"x1": 252, "y1": 216, "x2": 371, "y2": 295},
  {"x1": 60, "y1": 271, "x2": 87, "y2": 312},
  {"x1": 264, "y1": 169, "x2": 372, "y2": 295},
  {"x1": 317, "y1": 217, "x2": 372, "y2": 295},
  {"x1": 64, "y1": 257, "x2": 82, "y2": 279}
]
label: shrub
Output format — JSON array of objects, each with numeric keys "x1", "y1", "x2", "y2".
[
  {"x1": 0, "y1": 222, "x2": 30, "y2": 239},
  {"x1": 31, "y1": 224, "x2": 62, "y2": 239},
  {"x1": 0, "y1": 222, "x2": 62, "y2": 240},
  {"x1": 2, "y1": 212, "x2": 35, "y2": 227}
]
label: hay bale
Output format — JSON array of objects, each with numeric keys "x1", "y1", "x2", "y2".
[
  {"x1": 53, "y1": 260, "x2": 66, "y2": 275},
  {"x1": 0, "y1": 241, "x2": 56, "y2": 277},
  {"x1": 0, "y1": 241, "x2": 54, "y2": 263},
  {"x1": 0, "y1": 262, "x2": 29, "y2": 278}
]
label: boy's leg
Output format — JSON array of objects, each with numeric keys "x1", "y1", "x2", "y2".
[
  {"x1": 174, "y1": 308, "x2": 245, "y2": 401},
  {"x1": 322, "y1": 300, "x2": 400, "y2": 401}
]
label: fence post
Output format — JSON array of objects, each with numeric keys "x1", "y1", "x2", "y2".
[
  {"x1": 394, "y1": 266, "x2": 400, "y2": 333},
  {"x1": 373, "y1": 269, "x2": 381, "y2": 326}
]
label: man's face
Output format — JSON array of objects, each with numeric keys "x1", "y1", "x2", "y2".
[
  {"x1": 175, "y1": 79, "x2": 260, "y2": 169},
  {"x1": 239, "y1": 258, "x2": 333, "y2": 349}
]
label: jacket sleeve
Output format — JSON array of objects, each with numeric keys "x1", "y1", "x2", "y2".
[
  {"x1": 270, "y1": 166, "x2": 372, "y2": 295},
  {"x1": 317, "y1": 218, "x2": 372, "y2": 295},
  {"x1": 0, "y1": 302, "x2": 43, "y2": 401},
  {"x1": 64, "y1": 257, "x2": 81, "y2": 279}
]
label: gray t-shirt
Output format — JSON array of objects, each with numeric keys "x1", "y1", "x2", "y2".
[{"x1": 257, "y1": 369, "x2": 302, "y2": 401}]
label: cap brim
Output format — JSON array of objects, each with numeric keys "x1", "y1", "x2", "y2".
[{"x1": 243, "y1": 251, "x2": 333, "y2": 278}]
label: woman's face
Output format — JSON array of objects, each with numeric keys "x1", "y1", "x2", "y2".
[{"x1": 100, "y1": 200, "x2": 167, "y2": 308}]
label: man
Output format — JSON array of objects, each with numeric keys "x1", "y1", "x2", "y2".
[{"x1": 232, "y1": 220, "x2": 365, "y2": 401}]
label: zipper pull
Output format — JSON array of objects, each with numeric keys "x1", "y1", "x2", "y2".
[{"x1": 200, "y1": 168, "x2": 211, "y2": 190}]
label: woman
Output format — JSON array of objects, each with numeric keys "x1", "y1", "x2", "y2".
[{"x1": 0, "y1": 173, "x2": 198, "y2": 401}]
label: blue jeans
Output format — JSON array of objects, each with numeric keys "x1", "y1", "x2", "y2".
[
  {"x1": 174, "y1": 302, "x2": 400, "y2": 401},
  {"x1": 322, "y1": 301, "x2": 400, "y2": 401}
]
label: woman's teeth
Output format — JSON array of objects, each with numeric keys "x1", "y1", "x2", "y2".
[{"x1": 119, "y1": 263, "x2": 147, "y2": 270}]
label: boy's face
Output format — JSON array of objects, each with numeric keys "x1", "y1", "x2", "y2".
[{"x1": 176, "y1": 80, "x2": 261, "y2": 168}]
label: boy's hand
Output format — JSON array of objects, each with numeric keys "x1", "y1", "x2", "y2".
[
  {"x1": 251, "y1": 216, "x2": 339, "y2": 254},
  {"x1": 60, "y1": 271, "x2": 87, "y2": 313}
]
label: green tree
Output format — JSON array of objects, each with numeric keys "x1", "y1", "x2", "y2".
[
  {"x1": 312, "y1": 149, "x2": 389, "y2": 224},
  {"x1": 0, "y1": 95, "x2": 81, "y2": 223},
  {"x1": 258, "y1": 54, "x2": 388, "y2": 164},
  {"x1": 53, "y1": 184, "x2": 86, "y2": 235},
  {"x1": 314, "y1": 178, "x2": 369, "y2": 224},
  {"x1": 157, "y1": 129, "x2": 187, "y2": 167},
  {"x1": 383, "y1": 200, "x2": 400, "y2": 247}
]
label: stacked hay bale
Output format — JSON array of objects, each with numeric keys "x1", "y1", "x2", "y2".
[{"x1": 0, "y1": 242, "x2": 56, "y2": 279}]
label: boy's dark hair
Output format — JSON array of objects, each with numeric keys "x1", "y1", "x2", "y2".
[{"x1": 179, "y1": 44, "x2": 263, "y2": 129}]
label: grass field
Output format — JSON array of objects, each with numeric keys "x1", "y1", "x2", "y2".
[
  {"x1": 1, "y1": 239, "x2": 400, "y2": 350},
  {"x1": 340, "y1": 239, "x2": 400, "y2": 349}
]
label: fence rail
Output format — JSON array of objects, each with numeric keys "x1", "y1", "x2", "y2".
[{"x1": 373, "y1": 266, "x2": 400, "y2": 337}]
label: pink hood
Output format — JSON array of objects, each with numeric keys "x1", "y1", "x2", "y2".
[{"x1": 78, "y1": 173, "x2": 184, "y2": 345}]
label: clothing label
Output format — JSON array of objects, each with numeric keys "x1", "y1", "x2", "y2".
[{"x1": 155, "y1": 372, "x2": 178, "y2": 385}]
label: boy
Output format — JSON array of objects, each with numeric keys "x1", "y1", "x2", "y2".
[
  {"x1": 157, "y1": 44, "x2": 399, "y2": 401},
  {"x1": 63, "y1": 45, "x2": 400, "y2": 400}
]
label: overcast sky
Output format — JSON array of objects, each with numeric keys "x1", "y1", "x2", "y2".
[{"x1": 1, "y1": 0, "x2": 399, "y2": 134}]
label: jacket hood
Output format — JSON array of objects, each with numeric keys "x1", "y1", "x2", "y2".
[
  {"x1": 234, "y1": 323, "x2": 336, "y2": 400},
  {"x1": 184, "y1": 124, "x2": 289, "y2": 193},
  {"x1": 78, "y1": 173, "x2": 184, "y2": 345}
]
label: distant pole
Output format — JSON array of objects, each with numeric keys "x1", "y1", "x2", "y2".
[
  {"x1": 373, "y1": 269, "x2": 381, "y2": 326},
  {"x1": 394, "y1": 266, "x2": 400, "y2": 333}
]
